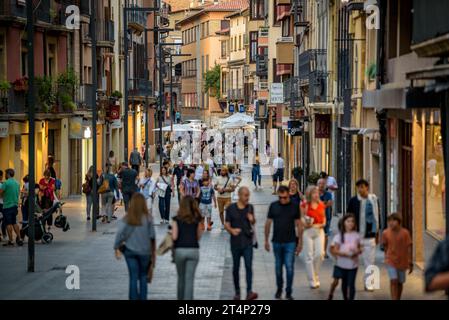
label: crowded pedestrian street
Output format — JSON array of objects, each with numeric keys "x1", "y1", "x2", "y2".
[{"x1": 0, "y1": 165, "x2": 443, "y2": 300}]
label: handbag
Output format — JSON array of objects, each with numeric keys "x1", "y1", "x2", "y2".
[
  {"x1": 98, "y1": 176, "x2": 110, "y2": 194},
  {"x1": 157, "y1": 231, "x2": 174, "y2": 256},
  {"x1": 118, "y1": 225, "x2": 135, "y2": 253}
]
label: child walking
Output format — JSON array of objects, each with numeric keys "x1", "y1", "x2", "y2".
[
  {"x1": 199, "y1": 177, "x2": 217, "y2": 231},
  {"x1": 330, "y1": 214, "x2": 362, "y2": 300},
  {"x1": 382, "y1": 213, "x2": 413, "y2": 300}
]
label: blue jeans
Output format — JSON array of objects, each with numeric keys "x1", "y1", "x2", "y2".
[
  {"x1": 339, "y1": 266, "x2": 358, "y2": 300},
  {"x1": 231, "y1": 245, "x2": 253, "y2": 295},
  {"x1": 252, "y1": 166, "x2": 261, "y2": 187},
  {"x1": 124, "y1": 249, "x2": 151, "y2": 300},
  {"x1": 273, "y1": 242, "x2": 296, "y2": 295}
]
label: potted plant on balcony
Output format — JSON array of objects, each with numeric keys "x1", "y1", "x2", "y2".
[
  {"x1": 56, "y1": 69, "x2": 78, "y2": 112},
  {"x1": 35, "y1": 76, "x2": 56, "y2": 113},
  {"x1": 110, "y1": 90, "x2": 123, "y2": 104},
  {"x1": 12, "y1": 76, "x2": 28, "y2": 92}
]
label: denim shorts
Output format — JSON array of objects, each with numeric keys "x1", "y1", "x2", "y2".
[
  {"x1": 199, "y1": 203, "x2": 212, "y2": 218},
  {"x1": 387, "y1": 265, "x2": 406, "y2": 283}
]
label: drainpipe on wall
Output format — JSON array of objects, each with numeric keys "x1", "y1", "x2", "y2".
[{"x1": 376, "y1": 0, "x2": 387, "y2": 230}]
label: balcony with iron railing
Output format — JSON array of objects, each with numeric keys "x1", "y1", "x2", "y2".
[
  {"x1": 129, "y1": 78, "x2": 153, "y2": 97},
  {"x1": 297, "y1": 49, "x2": 327, "y2": 83},
  {"x1": 127, "y1": 6, "x2": 148, "y2": 33},
  {"x1": 292, "y1": 0, "x2": 309, "y2": 27},
  {"x1": 97, "y1": 20, "x2": 115, "y2": 47},
  {"x1": 0, "y1": 0, "x2": 59, "y2": 25},
  {"x1": 256, "y1": 54, "x2": 268, "y2": 77},
  {"x1": 283, "y1": 77, "x2": 303, "y2": 107}
]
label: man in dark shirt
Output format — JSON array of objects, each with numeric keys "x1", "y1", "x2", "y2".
[
  {"x1": 264, "y1": 185, "x2": 302, "y2": 300},
  {"x1": 118, "y1": 162, "x2": 138, "y2": 212},
  {"x1": 173, "y1": 161, "x2": 187, "y2": 203},
  {"x1": 225, "y1": 186, "x2": 258, "y2": 301}
]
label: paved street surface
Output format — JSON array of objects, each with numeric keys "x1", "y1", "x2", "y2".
[{"x1": 0, "y1": 164, "x2": 445, "y2": 300}]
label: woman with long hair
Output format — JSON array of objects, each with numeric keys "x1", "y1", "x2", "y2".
[
  {"x1": 288, "y1": 178, "x2": 303, "y2": 205},
  {"x1": 114, "y1": 193, "x2": 156, "y2": 300},
  {"x1": 156, "y1": 166, "x2": 174, "y2": 224},
  {"x1": 300, "y1": 185, "x2": 326, "y2": 288},
  {"x1": 172, "y1": 196, "x2": 203, "y2": 300},
  {"x1": 330, "y1": 214, "x2": 361, "y2": 300}
]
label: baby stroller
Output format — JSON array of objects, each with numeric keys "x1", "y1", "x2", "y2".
[{"x1": 21, "y1": 201, "x2": 69, "y2": 244}]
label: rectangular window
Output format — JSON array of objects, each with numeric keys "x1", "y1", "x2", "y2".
[
  {"x1": 239, "y1": 35, "x2": 242, "y2": 50},
  {"x1": 249, "y1": 31, "x2": 258, "y2": 63},
  {"x1": 221, "y1": 40, "x2": 227, "y2": 58},
  {"x1": 251, "y1": 0, "x2": 265, "y2": 20},
  {"x1": 282, "y1": 16, "x2": 291, "y2": 37}
]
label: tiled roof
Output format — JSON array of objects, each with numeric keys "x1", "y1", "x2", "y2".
[{"x1": 204, "y1": 0, "x2": 249, "y2": 11}]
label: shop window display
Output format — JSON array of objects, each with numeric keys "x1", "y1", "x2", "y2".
[{"x1": 425, "y1": 117, "x2": 446, "y2": 239}]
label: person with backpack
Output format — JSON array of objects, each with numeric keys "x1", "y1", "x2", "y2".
[
  {"x1": 114, "y1": 193, "x2": 156, "y2": 300},
  {"x1": 156, "y1": 166, "x2": 174, "y2": 224},
  {"x1": 82, "y1": 166, "x2": 97, "y2": 221},
  {"x1": 98, "y1": 164, "x2": 119, "y2": 223},
  {"x1": 214, "y1": 166, "x2": 235, "y2": 231},
  {"x1": 118, "y1": 162, "x2": 139, "y2": 213},
  {"x1": 330, "y1": 214, "x2": 362, "y2": 300}
]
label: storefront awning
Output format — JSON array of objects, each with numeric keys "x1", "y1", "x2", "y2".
[{"x1": 339, "y1": 127, "x2": 379, "y2": 135}]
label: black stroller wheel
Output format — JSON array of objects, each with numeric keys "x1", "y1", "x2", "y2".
[{"x1": 42, "y1": 233, "x2": 53, "y2": 244}]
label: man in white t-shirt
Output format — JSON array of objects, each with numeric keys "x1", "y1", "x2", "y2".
[{"x1": 272, "y1": 153, "x2": 285, "y2": 194}]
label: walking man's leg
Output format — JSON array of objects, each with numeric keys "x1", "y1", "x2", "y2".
[
  {"x1": 284, "y1": 242, "x2": 296, "y2": 298},
  {"x1": 243, "y1": 246, "x2": 257, "y2": 299},
  {"x1": 273, "y1": 242, "x2": 283, "y2": 297},
  {"x1": 231, "y1": 247, "x2": 242, "y2": 298}
]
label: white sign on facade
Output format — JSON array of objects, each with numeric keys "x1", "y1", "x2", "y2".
[
  {"x1": 270, "y1": 83, "x2": 284, "y2": 104},
  {"x1": 0, "y1": 122, "x2": 9, "y2": 138}
]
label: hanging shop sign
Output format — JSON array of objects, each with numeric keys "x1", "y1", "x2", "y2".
[
  {"x1": 0, "y1": 122, "x2": 9, "y2": 138},
  {"x1": 270, "y1": 83, "x2": 284, "y2": 104},
  {"x1": 282, "y1": 116, "x2": 290, "y2": 130},
  {"x1": 111, "y1": 119, "x2": 122, "y2": 129},
  {"x1": 288, "y1": 120, "x2": 303, "y2": 136},
  {"x1": 69, "y1": 117, "x2": 83, "y2": 139},
  {"x1": 108, "y1": 104, "x2": 120, "y2": 120},
  {"x1": 315, "y1": 114, "x2": 331, "y2": 139}
]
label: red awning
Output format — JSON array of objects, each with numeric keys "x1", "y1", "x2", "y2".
[{"x1": 276, "y1": 5, "x2": 291, "y2": 22}]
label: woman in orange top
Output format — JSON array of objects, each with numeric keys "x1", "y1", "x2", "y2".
[{"x1": 300, "y1": 185, "x2": 326, "y2": 288}]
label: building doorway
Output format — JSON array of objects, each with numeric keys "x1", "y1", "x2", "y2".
[{"x1": 400, "y1": 120, "x2": 413, "y2": 234}]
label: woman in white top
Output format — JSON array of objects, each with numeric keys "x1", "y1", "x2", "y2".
[
  {"x1": 139, "y1": 168, "x2": 156, "y2": 214},
  {"x1": 156, "y1": 166, "x2": 175, "y2": 224}
]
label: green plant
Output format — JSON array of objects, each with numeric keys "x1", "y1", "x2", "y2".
[
  {"x1": 60, "y1": 92, "x2": 76, "y2": 111},
  {"x1": 307, "y1": 172, "x2": 321, "y2": 185},
  {"x1": 111, "y1": 90, "x2": 123, "y2": 99},
  {"x1": 366, "y1": 62, "x2": 377, "y2": 81},
  {"x1": 57, "y1": 68, "x2": 78, "y2": 94},
  {"x1": 0, "y1": 80, "x2": 11, "y2": 91},
  {"x1": 203, "y1": 64, "x2": 221, "y2": 99},
  {"x1": 35, "y1": 76, "x2": 56, "y2": 112}
]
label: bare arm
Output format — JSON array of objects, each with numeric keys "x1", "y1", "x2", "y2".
[
  {"x1": 264, "y1": 219, "x2": 272, "y2": 252},
  {"x1": 295, "y1": 218, "x2": 304, "y2": 254},
  {"x1": 171, "y1": 220, "x2": 178, "y2": 241},
  {"x1": 197, "y1": 222, "x2": 204, "y2": 240}
]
